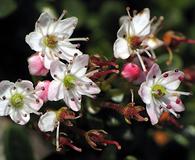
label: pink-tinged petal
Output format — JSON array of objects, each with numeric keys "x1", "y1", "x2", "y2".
[
  {"x1": 53, "y1": 17, "x2": 78, "y2": 38},
  {"x1": 35, "y1": 81, "x2": 50, "y2": 102},
  {"x1": 50, "y1": 61, "x2": 67, "y2": 80},
  {"x1": 166, "y1": 96, "x2": 185, "y2": 112},
  {"x1": 48, "y1": 80, "x2": 64, "y2": 101},
  {"x1": 121, "y1": 63, "x2": 141, "y2": 82},
  {"x1": 146, "y1": 63, "x2": 161, "y2": 86},
  {"x1": 0, "y1": 100, "x2": 10, "y2": 116},
  {"x1": 25, "y1": 32, "x2": 43, "y2": 51},
  {"x1": 64, "y1": 90, "x2": 81, "y2": 112},
  {"x1": 38, "y1": 111, "x2": 57, "y2": 132},
  {"x1": 0, "y1": 80, "x2": 13, "y2": 96},
  {"x1": 113, "y1": 38, "x2": 130, "y2": 59},
  {"x1": 28, "y1": 53, "x2": 49, "y2": 76},
  {"x1": 10, "y1": 109, "x2": 30, "y2": 125},
  {"x1": 146, "y1": 102, "x2": 161, "y2": 125},
  {"x1": 58, "y1": 42, "x2": 82, "y2": 62},
  {"x1": 132, "y1": 8, "x2": 150, "y2": 36},
  {"x1": 35, "y1": 12, "x2": 53, "y2": 34},
  {"x1": 158, "y1": 70, "x2": 184, "y2": 90},
  {"x1": 138, "y1": 82, "x2": 152, "y2": 104},
  {"x1": 71, "y1": 55, "x2": 89, "y2": 77}
]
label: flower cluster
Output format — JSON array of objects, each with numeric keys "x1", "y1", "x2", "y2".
[{"x1": 0, "y1": 7, "x2": 192, "y2": 153}]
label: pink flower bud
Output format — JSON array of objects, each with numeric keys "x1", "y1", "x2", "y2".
[
  {"x1": 35, "y1": 81, "x2": 50, "y2": 102},
  {"x1": 28, "y1": 53, "x2": 49, "y2": 76},
  {"x1": 121, "y1": 63, "x2": 141, "y2": 82}
]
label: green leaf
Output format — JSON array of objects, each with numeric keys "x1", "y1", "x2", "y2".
[
  {"x1": 157, "y1": 53, "x2": 183, "y2": 70},
  {"x1": 4, "y1": 125, "x2": 35, "y2": 160},
  {"x1": 124, "y1": 155, "x2": 138, "y2": 160},
  {"x1": 0, "y1": 0, "x2": 17, "y2": 18},
  {"x1": 61, "y1": 0, "x2": 87, "y2": 26}
]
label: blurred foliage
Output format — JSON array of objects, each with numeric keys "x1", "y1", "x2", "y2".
[
  {"x1": 3, "y1": 125, "x2": 34, "y2": 160},
  {"x1": 0, "y1": 0, "x2": 17, "y2": 18}
]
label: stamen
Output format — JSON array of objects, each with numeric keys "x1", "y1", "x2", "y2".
[
  {"x1": 167, "y1": 90, "x2": 191, "y2": 96},
  {"x1": 56, "y1": 121, "x2": 61, "y2": 151},
  {"x1": 58, "y1": 10, "x2": 67, "y2": 21},
  {"x1": 68, "y1": 37, "x2": 89, "y2": 42},
  {"x1": 137, "y1": 16, "x2": 157, "y2": 35},
  {"x1": 144, "y1": 49, "x2": 152, "y2": 58},
  {"x1": 130, "y1": 89, "x2": 134, "y2": 104},
  {"x1": 136, "y1": 51, "x2": 147, "y2": 72},
  {"x1": 166, "y1": 46, "x2": 173, "y2": 65}
]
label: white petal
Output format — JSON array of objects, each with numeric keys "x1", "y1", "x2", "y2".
[
  {"x1": 50, "y1": 61, "x2": 67, "y2": 80},
  {"x1": 64, "y1": 90, "x2": 81, "y2": 111},
  {"x1": 117, "y1": 19, "x2": 134, "y2": 37},
  {"x1": 35, "y1": 12, "x2": 53, "y2": 34},
  {"x1": 0, "y1": 100, "x2": 10, "y2": 116},
  {"x1": 48, "y1": 80, "x2": 64, "y2": 101},
  {"x1": 144, "y1": 37, "x2": 163, "y2": 50},
  {"x1": 71, "y1": 55, "x2": 89, "y2": 77},
  {"x1": 58, "y1": 41, "x2": 82, "y2": 62},
  {"x1": 146, "y1": 63, "x2": 161, "y2": 86},
  {"x1": 43, "y1": 52, "x2": 58, "y2": 69},
  {"x1": 132, "y1": 8, "x2": 150, "y2": 36},
  {"x1": 38, "y1": 111, "x2": 57, "y2": 132},
  {"x1": 24, "y1": 97, "x2": 43, "y2": 112},
  {"x1": 53, "y1": 17, "x2": 78, "y2": 38},
  {"x1": 113, "y1": 38, "x2": 130, "y2": 59},
  {"x1": 10, "y1": 109, "x2": 30, "y2": 125},
  {"x1": 138, "y1": 82, "x2": 152, "y2": 104},
  {"x1": 0, "y1": 80, "x2": 13, "y2": 97},
  {"x1": 119, "y1": 16, "x2": 129, "y2": 25},
  {"x1": 25, "y1": 32, "x2": 43, "y2": 51},
  {"x1": 158, "y1": 70, "x2": 184, "y2": 90},
  {"x1": 15, "y1": 80, "x2": 34, "y2": 91},
  {"x1": 146, "y1": 101, "x2": 161, "y2": 125}
]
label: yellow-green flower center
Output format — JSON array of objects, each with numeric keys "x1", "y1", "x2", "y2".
[
  {"x1": 152, "y1": 84, "x2": 167, "y2": 99},
  {"x1": 63, "y1": 74, "x2": 76, "y2": 89},
  {"x1": 10, "y1": 93, "x2": 24, "y2": 109},
  {"x1": 43, "y1": 35, "x2": 58, "y2": 48}
]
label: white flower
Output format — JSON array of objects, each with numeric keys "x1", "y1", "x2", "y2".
[
  {"x1": 0, "y1": 80, "x2": 43, "y2": 125},
  {"x1": 48, "y1": 55, "x2": 101, "y2": 111},
  {"x1": 113, "y1": 8, "x2": 163, "y2": 71},
  {"x1": 138, "y1": 64, "x2": 190, "y2": 125},
  {"x1": 25, "y1": 10, "x2": 88, "y2": 69},
  {"x1": 38, "y1": 111, "x2": 57, "y2": 132}
]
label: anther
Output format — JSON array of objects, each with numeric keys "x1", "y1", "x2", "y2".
[
  {"x1": 153, "y1": 75, "x2": 156, "y2": 79},
  {"x1": 58, "y1": 51, "x2": 62, "y2": 54},
  {"x1": 163, "y1": 73, "x2": 169, "y2": 78},
  {"x1": 41, "y1": 87, "x2": 45, "y2": 91},
  {"x1": 175, "y1": 69, "x2": 179, "y2": 72},
  {"x1": 2, "y1": 96, "x2": 6, "y2": 100},
  {"x1": 71, "y1": 98, "x2": 74, "y2": 101},
  {"x1": 74, "y1": 53, "x2": 78, "y2": 57},
  {"x1": 36, "y1": 99, "x2": 40, "y2": 103},
  {"x1": 17, "y1": 79, "x2": 22, "y2": 82}
]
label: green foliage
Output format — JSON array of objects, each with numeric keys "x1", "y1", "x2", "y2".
[
  {"x1": 0, "y1": 0, "x2": 17, "y2": 18},
  {"x1": 3, "y1": 125, "x2": 34, "y2": 160}
]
